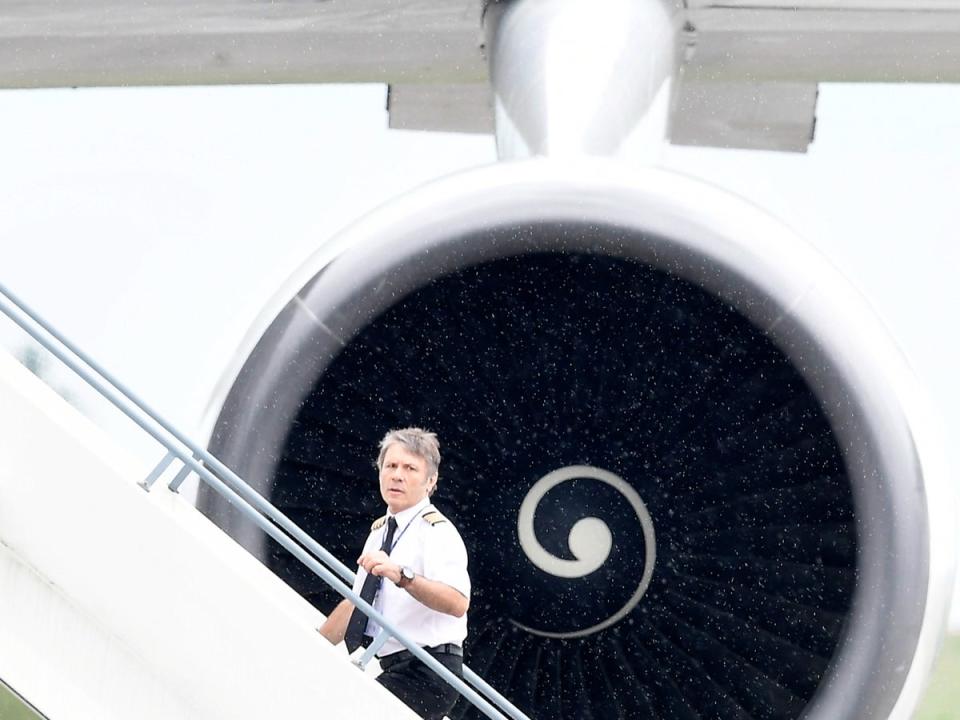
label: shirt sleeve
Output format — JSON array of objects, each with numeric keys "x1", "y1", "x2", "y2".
[{"x1": 422, "y1": 522, "x2": 471, "y2": 598}]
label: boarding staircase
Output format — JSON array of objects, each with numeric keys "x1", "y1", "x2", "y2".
[{"x1": 0, "y1": 282, "x2": 529, "y2": 720}]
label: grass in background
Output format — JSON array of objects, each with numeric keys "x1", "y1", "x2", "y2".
[
  {"x1": 0, "y1": 679, "x2": 45, "y2": 720},
  {"x1": 917, "y1": 634, "x2": 960, "y2": 720}
]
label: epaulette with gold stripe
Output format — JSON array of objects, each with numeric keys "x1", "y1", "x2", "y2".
[
  {"x1": 421, "y1": 510, "x2": 447, "y2": 526},
  {"x1": 371, "y1": 515, "x2": 388, "y2": 531}
]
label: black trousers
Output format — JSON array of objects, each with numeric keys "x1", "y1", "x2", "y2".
[{"x1": 377, "y1": 649, "x2": 463, "y2": 720}]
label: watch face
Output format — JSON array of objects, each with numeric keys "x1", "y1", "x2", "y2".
[{"x1": 403, "y1": 567, "x2": 415, "y2": 581}]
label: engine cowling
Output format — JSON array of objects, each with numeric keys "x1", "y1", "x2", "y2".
[{"x1": 201, "y1": 160, "x2": 953, "y2": 720}]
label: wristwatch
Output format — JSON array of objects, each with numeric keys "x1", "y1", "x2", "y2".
[{"x1": 397, "y1": 566, "x2": 415, "y2": 588}]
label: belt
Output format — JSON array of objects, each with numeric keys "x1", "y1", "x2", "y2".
[{"x1": 379, "y1": 644, "x2": 463, "y2": 670}]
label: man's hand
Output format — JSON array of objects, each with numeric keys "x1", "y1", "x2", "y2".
[
  {"x1": 358, "y1": 551, "x2": 468, "y2": 618},
  {"x1": 358, "y1": 550, "x2": 402, "y2": 585}
]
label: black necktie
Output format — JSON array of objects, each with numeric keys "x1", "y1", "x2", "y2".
[{"x1": 344, "y1": 516, "x2": 398, "y2": 652}]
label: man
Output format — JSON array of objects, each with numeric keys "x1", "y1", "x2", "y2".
[{"x1": 318, "y1": 428, "x2": 470, "y2": 720}]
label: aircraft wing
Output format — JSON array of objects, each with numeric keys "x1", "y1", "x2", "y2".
[{"x1": 2, "y1": 0, "x2": 959, "y2": 150}]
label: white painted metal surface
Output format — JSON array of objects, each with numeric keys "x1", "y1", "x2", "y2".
[
  {"x1": 485, "y1": 0, "x2": 676, "y2": 160},
  {"x1": 2, "y1": 1, "x2": 960, "y2": 150}
]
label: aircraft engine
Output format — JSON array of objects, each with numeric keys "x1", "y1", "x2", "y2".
[{"x1": 201, "y1": 160, "x2": 953, "y2": 720}]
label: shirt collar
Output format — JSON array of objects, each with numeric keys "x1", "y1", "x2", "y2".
[{"x1": 388, "y1": 496, "x2": 431, "y2": 529}]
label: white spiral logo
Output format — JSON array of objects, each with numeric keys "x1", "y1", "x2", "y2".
[{"x1": 514, "y1": 465, "x2": 657, "y2": 638}]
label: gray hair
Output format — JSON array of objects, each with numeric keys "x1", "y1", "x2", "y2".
[{"x1": 376, "y1": 427, "x2": 441, "y2": 489}]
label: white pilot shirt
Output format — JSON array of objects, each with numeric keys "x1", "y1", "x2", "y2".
[{"x1": 351, "y1": 496, "x2": 470, "y2": 657}]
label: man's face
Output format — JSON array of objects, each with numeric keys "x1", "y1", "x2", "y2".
[{"x1": 379, "y1": 443, "x2": 435, "y2": 514}]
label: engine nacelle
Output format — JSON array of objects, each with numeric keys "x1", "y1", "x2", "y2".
[{"x1": 202, "y1": 160, "x2": 954, "y2": 720}]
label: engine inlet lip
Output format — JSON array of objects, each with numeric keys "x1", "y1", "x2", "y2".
[{"x1": 207, "y1": 161, "x2": 929, "y2": 720}]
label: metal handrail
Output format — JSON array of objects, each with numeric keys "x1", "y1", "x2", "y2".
[{"x1": 0, "y1": 281, "x2": 531, "y2": 720}]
